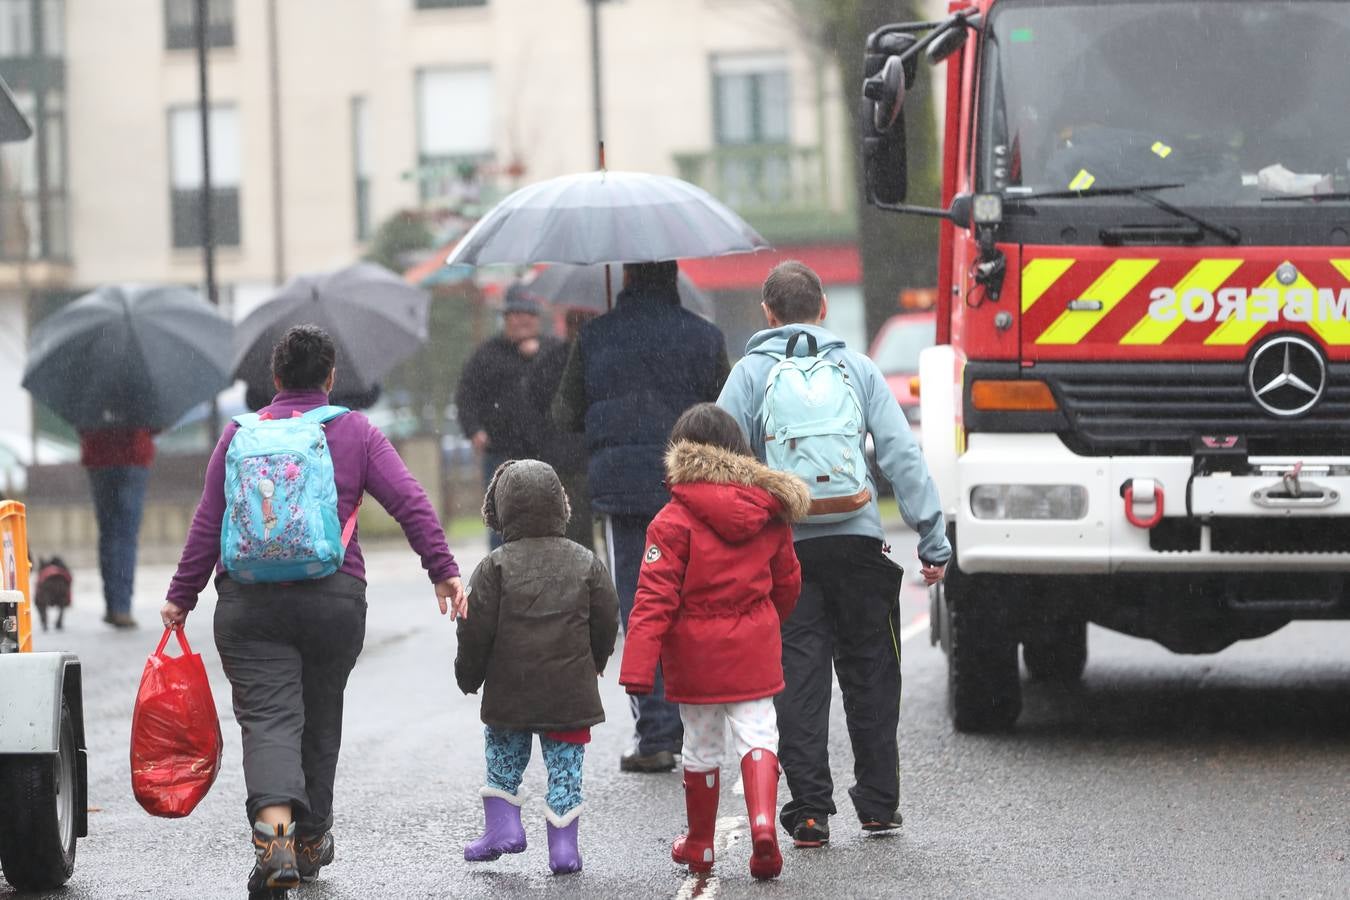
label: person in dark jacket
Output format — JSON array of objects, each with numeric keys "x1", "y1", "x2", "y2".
[
  {"x1": 456, "y1": 287, "x2": 560, "y2": 548},
  {"x1": 525, "y1": 308, "x2": 597, "y2": 551},
  {"x1": 551, "y1": 260, "x2": 730, "y2": 773},
  {"x1": 80, "y1": 426, "x2": 156, "y2": 628},
  {"x1": 455, "y1": 459, "x2": 620, "y2": 876}
]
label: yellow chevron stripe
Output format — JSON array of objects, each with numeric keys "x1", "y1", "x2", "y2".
[
  {"x1": 1036, "y1": 258, "x2": 1158, "y2": 345},
  {"x1": 1204, "y1": 264, "x2": 1311, "y2": 345},
  {"x1": 1332, "y1": 259, "x2": 1350, "y2": 281},
  {"x1": 1120, "y1": 259, "x2": 1243, "y2": 345},
  {"x1": 1021, "y1": 258, "x2": 1075, "y2": 312}
]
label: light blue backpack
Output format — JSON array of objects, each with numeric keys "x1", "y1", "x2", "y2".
[
  {"x1": 221, "y1": 405, "x2": 358, "y2": 584},
  {"x1": 758, "y1": 332, "x2": 871, "y2": 524}
]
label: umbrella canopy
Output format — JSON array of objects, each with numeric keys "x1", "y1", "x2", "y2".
[
  {"x1": 233, "y1": 262, "x2": 430, "y2": 399},
  {"x1": 22, "y1": 284, "x2": 233, "y2": 430},
  {"x1": 526, "y1": 264, "x2": 715, "y2": 321},
  {"x1": 445, "y1": 170, "x2": 770, "y2": 267}
]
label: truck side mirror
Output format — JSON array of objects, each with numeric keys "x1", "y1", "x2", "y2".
[
  {"x1": 861, "y1": 36, "x2": 918, "y2": 207},
  {"x1": 926, "y1": 25, "x2": 968, "y2": 63}
]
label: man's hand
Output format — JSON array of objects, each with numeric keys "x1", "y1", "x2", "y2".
[
  {"x1": 436, "y1": 578, "x2": 466, "y2": 618},
  {"x1": 517, "y1": 337, "x2": 541, "y2": 359},
  {"x1": 471, "y1": 431, "x2": 490, "y2": 454},
  {"x1": 920, "y1": 563, "x2": 947, "y2": 586},
  {"x1": 160, "y1": 600, "x2": 189, "y2": 628}
]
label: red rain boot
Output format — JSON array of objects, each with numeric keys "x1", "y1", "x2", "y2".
[
  {"x1": 741, "y1": 748, "x2": 782, "y2": 880},
  {"x1": 671, "y1": 768, "x2": 720, "y2": 874}
]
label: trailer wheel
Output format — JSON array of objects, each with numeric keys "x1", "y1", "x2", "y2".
[
  {"x1": 940, "y1": 561, "x2": 1022, "y2": 733},
  {"x1": 1023, "y1": 621, "x2": 1089, "y2": 683},
  {"x1": 0, "y1": 699, "x2": 78, "y2": 890}
]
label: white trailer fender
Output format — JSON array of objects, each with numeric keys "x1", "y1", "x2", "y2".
[
  {"x1": 0, "y1": 651, "x2": 80, "y2": 753},
  {"x1": 919, "y1": 344, "x2": 959, "y2": 519}
]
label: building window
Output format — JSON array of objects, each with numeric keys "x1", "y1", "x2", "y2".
[
  {"x1": 713, "y1": 54, "x2": 789, "y2": 146},
  {"x1": 352, "y1": 96, "x2": 371, "y2": 241},
  {"x1": 165, "y1": 0, "x2": 234, "y2": 51},
  {"x1": 0, "y1": 88, "x2": 68, "y2": 261},
  {"x1": 710, "y1": 54, "x2": 792, "y2": 207},
  {"x1": 415, "y1": 67, "x2": 493, "y2": 204},
  {"x1": 169, "y1": 104, "x2": 240, "y2": 248},
  {"x1": 415, "y1": 0, "x2": 487, "y2": 9}
]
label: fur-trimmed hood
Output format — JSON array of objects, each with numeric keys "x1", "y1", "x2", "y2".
[{"x1": 664, "y1": 440, "x2": 810, "y2": 542}]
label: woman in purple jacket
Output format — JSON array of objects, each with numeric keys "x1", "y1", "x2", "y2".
[{"x1": 161, "y1": 326, "x2": 464, "y2": 897}]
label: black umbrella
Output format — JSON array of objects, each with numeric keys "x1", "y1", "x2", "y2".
[
  {"x1": 22, "y1": 284, "x2": 233, "y2": 430},
  {"x1": 232, "y1": 263, "x2": 429, "y2": 399},
  {"x1": 526, "y1": 264, "x2": 715, "y2": 321}
]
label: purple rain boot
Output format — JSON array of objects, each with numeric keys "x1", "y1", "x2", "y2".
[
  {"x1": 464, "y1": 788, "x2": 527, "y2": 861},
  {"x1": 545, "y1": 805, "x2": 583, "y2": 875}
]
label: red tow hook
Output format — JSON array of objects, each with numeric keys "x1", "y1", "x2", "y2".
[{"x1": 1121, "y1": 478, "x2": 1164, "y2": 529}]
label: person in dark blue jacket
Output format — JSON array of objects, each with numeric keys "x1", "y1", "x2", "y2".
[{"x1": 552, "y1": 260, "x2": 730, "y2": 772}]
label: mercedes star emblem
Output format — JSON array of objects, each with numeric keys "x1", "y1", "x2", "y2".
[{"x1": 1247, "y1": 335, "x2": 1326, "y2": 418}]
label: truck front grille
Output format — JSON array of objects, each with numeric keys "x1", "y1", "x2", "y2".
[{"x1": 1040, "y1": 363, "x2": 1350, "y2": 456}]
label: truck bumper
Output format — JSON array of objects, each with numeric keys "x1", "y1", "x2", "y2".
[
  {"x1": 956, "y1": 433, "x2": 1350, "y2": 574},
  {"x1": 0, "y1": 651, "x2": 81, "y2": 754}
]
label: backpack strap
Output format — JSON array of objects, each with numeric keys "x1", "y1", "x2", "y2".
[
  {"x1": 785, "y1": 331, "x2": 819, "y2": 358},
  {"x1": 298, "y1": 404, "x2": 351, "y2": 424},
  {"x1": 341, "y1": 499, "x2": 361, "y2": 548}
]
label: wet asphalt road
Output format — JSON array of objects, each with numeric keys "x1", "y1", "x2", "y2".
[{"x1": 5, "y1": 527, "x2": 1347, "y2": 900}]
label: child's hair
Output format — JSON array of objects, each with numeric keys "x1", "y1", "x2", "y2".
[{"x1": 669, "y1": 403, "x2": 752, "y2": 456}]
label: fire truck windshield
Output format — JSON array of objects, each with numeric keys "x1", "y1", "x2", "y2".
[{"x1": 979, "y1": 1, "x2": 1350, "y2": 207}]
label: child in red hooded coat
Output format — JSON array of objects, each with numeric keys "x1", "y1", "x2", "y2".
[{"x1": 620, "y1": 403, "x2": 809, "y2": 880}]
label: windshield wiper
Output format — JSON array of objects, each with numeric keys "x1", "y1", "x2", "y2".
[
  {"x1": 1261, "y1": 192, "x2": 1350, "y2": 202},
  {"x1": 1009, "y1": 183, "x2": 1184, "y2": 201},
  {"x1": 1006, "y1": 183, "x2": 1241, "y2": 245}
]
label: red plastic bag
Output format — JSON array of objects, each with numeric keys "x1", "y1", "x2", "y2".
[{"x1": 130, "y1": 627, "x2": 223, "y2": 818}]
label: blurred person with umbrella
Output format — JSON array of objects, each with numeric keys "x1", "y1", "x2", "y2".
[
  {"x1": 525, "y1": 305, "x2": 598, "y2": 552},
  {"x1": 528, "y1": 263, "x2": 715, "y2": 320},
  {"x1": 232, "y1": 262, "x2": 429, "y2": 406},
  {"x1": 455, "y1": 285, "x2": 560, "y2": 550},
  {"x1": 445, "y1": 167, "x2": 766, "y2": 774},
  {"x1": 22, "y1": 284, "x2": 233, "y2": 629}
]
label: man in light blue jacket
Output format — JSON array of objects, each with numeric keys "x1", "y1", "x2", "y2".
[{"x1": 718, "y1": 261, "x2": 951, "y2": 848}]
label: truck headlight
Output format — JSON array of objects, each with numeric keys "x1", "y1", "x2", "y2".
[{"x1": 970, "y1": 484, "x2": 1088, "y2": 520}]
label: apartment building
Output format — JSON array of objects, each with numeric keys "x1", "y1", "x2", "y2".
[{"x1": 0, "y1": 0, "x2": 862, "y2": 462}]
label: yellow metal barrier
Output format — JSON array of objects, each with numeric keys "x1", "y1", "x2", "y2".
[{"x1": 0, "y1": 499, "x2": 32, "y2": 652}]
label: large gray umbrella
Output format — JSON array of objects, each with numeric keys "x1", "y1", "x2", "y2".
[
  {"x1": 232, "y1": 262, "x2": 429, "y2": 399},
  {"x1": 526, "y1": 264, "x2": 715, "y2": 321},
  {"x1": 22, "y1": 284, "x2": 233, "y2": 430},
  {"x1": 445, "y1": 170, "x2": 770, "y2": 267}
]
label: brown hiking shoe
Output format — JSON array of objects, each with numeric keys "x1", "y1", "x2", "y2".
[
  {"x1": 248, "y1": 821, "x2": 300, "y2": 895},
  {"x1": 297, "y1": 831, "x2": 335, "y2": 882}
]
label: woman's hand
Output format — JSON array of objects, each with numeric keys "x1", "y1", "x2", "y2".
[
  {"x1": 160, "y1": 600, "x2": 189, "y2": 628},
  {"x1": 435, "y1": 577, "x2": 466, "y2": 618}
]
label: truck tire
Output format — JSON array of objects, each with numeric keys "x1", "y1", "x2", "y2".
[
  {"x1": 0, "y1": 699, "x2": 78, "y2": 890},
  {"x1": 941, "y1": 562, "x2": 1023, "y2": 732},
  {"x1": 1023, "y1": 622, "x2": 1089, "y2": 683}
]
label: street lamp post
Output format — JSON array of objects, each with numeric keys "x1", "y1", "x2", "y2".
[{"x1": 195, "y1": 0, "x2": 220, "y2": 436}]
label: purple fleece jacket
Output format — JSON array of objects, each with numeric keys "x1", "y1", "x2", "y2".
[{"x1": 166, "y1": 389, "x2": 459, "y2": 609}]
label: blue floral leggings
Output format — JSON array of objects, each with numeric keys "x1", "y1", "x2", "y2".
[{"x1": 484, "y1": 726, "x2": 585, "y2": 817}]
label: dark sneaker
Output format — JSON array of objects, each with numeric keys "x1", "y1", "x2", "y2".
[
  {"x1": 248, "y1": 821, "x2": 300, "y2": 897},
  {"x1": 792, "y1": 816, "x2": 829, "y2": 848},
  {"x1": 620, "y1": 750, "x2": 677, "y2": 773},
  {"x1": 296, "y1": 831, "x2": 335, "y2": 882},
  {"x1": 862, "y1": 814, "x2": 903, "y2": 834}
]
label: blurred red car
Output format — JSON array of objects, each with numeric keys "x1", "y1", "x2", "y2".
[{"x1": 868, "y1": 312, "x2": 936, "y2": 425}]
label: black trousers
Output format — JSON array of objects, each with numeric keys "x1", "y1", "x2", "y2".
[
  {"x1": 214, "y1": 573, "x2": 367, "y2": 835},
  {"x1": 776, "y1": 536, "x2": 905, "y2": 831}
]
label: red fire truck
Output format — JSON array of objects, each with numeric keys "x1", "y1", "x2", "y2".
[{"x1": 862, "y1": 1, "x2": 1350, "y2": 731}]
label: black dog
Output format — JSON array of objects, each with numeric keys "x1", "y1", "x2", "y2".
[{"x1": 34, "y1": 557, "x2": 72, "y2": 631}]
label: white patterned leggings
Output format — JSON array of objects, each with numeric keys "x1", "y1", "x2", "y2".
[{"x1": 679, "y1": 699, "x2": 779, "y2": 772}]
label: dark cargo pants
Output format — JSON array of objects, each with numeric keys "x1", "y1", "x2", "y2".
[
  {"x1": 776, "y1": 536, "x2": 905, "y2": 832},
  {"x1": 214, "y1": 572, "x2": 367, "y2": 836}
]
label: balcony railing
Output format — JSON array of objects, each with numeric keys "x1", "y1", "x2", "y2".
[{"x1": 673, "y1": 144, "x2": 856, "y2": 244}]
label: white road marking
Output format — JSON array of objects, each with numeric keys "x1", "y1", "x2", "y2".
[{"x1": 899, "y1": 611, "x2": 931, "y2": 645}]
